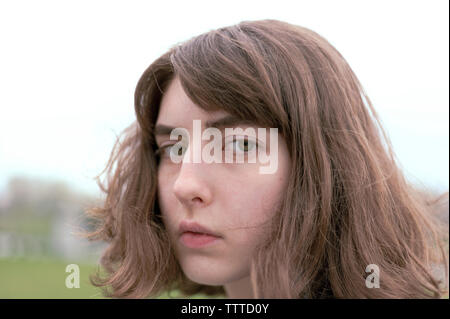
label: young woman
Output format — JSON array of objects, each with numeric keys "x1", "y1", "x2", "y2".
[{"x1": 86, "y1": 19, "x2": 448, "y2": 298}]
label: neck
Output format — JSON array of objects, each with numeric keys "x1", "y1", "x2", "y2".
[{"x1": 224, "y1": 275, "x2": 254, "y2": 299}]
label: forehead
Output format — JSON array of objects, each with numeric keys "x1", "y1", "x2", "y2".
[{"x1": 156, "y1": 77, "x2": 229, "y2": 128}]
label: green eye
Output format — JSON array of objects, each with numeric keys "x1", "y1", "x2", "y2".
[
  {"x1": 231, "y1": 137, "x2": 257, "y2": 153},
  {"x1": 158, "y1": 144, "x2": 185, "y2": 158},
  {"x1": 169, "y1": 145, "x2": 185, "y2": 157}
]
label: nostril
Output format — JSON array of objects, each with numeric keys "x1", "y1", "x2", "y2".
[{"x1": 192, "y1": 197, "x2": 202, "y2": 204}]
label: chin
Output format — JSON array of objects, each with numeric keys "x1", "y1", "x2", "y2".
[
  {"x1": 183, "y1": 267, "x2": 228, "y2": 286},
  {"x1": 179, "y1": 259, "x2": 236, "y2": 286}
]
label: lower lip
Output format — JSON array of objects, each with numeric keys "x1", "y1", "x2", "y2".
[{"x1": 180, "y1": 231, "x2": 221, "y2": 248}]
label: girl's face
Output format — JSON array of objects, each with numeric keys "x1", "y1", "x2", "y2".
[{"x1": 155, "y1": 77, "x2": 291, "y2": 287}]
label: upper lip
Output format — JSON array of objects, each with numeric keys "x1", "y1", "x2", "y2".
[{"x1": 178, "y1": 220, "x2": 221, "y2": 237}]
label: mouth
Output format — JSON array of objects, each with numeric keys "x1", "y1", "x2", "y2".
[
  {"x1": 178, "y1": 220, "x2": 222, "y2": 248},
  {"x1": 179, "y1": 231, "x2": 221, "y2": 248}
]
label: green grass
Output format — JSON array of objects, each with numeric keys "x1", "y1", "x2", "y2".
[
  {"x1": 0, "y1": 257, "x2": 225, "y2": 299},
  {"x1": 0, "y1": 257, "x2": 104, "y2": 298}
]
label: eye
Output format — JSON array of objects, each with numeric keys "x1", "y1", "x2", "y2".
[
  {"x1": 224, "y1": 136, "x2": 258, "y2": 153},
  {"x1": 157, "y1": 144, "x2": 186, "y2": 158}
]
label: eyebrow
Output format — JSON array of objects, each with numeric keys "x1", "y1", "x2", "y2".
[{"x1": 154, "y1": 115, "x2": 256, "y2": 136}]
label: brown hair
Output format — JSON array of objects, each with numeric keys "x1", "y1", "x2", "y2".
[{"x1": 85, "y1": 19, "x2": 449, "y2": 298}]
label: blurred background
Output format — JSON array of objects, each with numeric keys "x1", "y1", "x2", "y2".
[{"x1": 0, "y1": 0, "x2": 448, "y2": 298}]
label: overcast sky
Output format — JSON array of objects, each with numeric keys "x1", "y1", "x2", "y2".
[{"x1": 0, "y1": 0, "x2": 448, "y2": 196}]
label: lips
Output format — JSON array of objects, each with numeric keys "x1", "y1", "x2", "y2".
[
  {"x1": 178, "y1": 220, "x2": 221, "y2": 237},
  {"x1": 178, "y1": 220, "x2": 222, "y2": 248}
]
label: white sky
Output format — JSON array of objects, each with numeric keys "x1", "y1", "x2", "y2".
[{"x1": 0, "y1": 0, "x2": 448, "y2": 196}]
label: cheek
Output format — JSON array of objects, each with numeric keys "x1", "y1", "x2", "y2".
[
  {"x1": 224, "y1": 143, "x2": 290, "y2": 221},
  {"x1": 157, "y1": 165, "x2": 176, "y2": 208},
  {"x1": 220, "y1": 180, "x2": 285, "y2": 249},
  {"x1": 224, "y1": 177, "x2": 288, "y2": 253},
  {"x1": 157, "y1": 169, "x2": 177, "y2": 231},
  {"x1": 228, "y1": 174, "x2": 287, "y2": 218},
  {"x1": 156, "y1": 173, "x2": 166, "y2": 212}
]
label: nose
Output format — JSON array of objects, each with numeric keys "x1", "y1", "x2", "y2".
[{"x1": 172, "y1": 146, "x2": 213, "y2": 209}]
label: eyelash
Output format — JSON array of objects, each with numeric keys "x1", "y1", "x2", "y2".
[
  {"x1": 155, "y1": 136, "x2": 259, "y2": 158},
  {"x1": 225, "y1": 136, "x2": 258, "y2": 153}
]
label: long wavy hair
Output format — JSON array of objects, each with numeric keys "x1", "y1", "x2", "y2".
[{"x1": 85, "y1": 19, "x2": 449, "y2": 298}]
